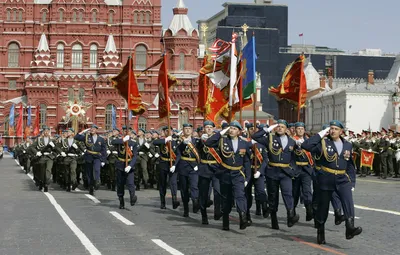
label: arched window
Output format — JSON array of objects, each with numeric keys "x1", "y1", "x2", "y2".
[
  {"x1": 56, "y1": 43, "x2": 64, "y2": 68},
  {"x1": 72, "y1": 10, "x2": 77, "y2": 22},
  {"x1": 68, "y1": 88, "x2": 74, "y2": 102},
  {"x1": 92, "y1": 10, "x2": 97, "y2": 22},
  {"x1": 39, "y1": 104, "x2": 47, "y2": 129},
  {"x1": 59, "y1": 9, "x2": 64, "y2": 22},
  {"x1": 71, "y1": 44, "x2": 82, "y2": 68},
  {"x1": 79, "y1": 88, "x2": 85, "y2": 101},
  {"x1": 179, "y1": 109, "x2": 189, "y2": 127},
  {"x1": 13, "y1": 9, "x2": 17, "y2": 21},
  {"x1": 139, "y1": 12, "x2": 143, "y2": 24},
  {"x1": 179, "y1": 52, "x2": 185, "y2": 70},
  {"x1": 8, "y1": 43, "x2": 19, "y2": 67},
  {"x1": 135, "y1": 45, "x2": 147, "y2": 69},
  {"x1": 78, "y1": 11, "x2": 83, "y2": 22},
  {"x1": 108, "y1": 11, "x2": 114, "y2": 24},
  {"x1": 90, "y1": 44, "x2": 98, "y2": 68},
  {"x1": 6, "y1": 10, "x2": 10, "y2": 21},
  {"x1": 133, "y1": 11, "x2": 138, "y2": 24},
  {"x1": 18, "y1": 10, "x2": 23, "y2": 22},
  {"x1": 145, "y1": 12, "x2": 150, "y2": 24},
  {"x1": 42, "y1": 10, "x2": 47, "y2": 23},
  {"x1": 105, "y1": 104, "x2": 115, "y2": 131},
  {"x1": 138, "y1": 116, "x2": 147, "y2": 130}
]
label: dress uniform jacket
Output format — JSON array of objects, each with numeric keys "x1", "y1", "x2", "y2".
[
  {"x1": 197, "y1": 139, "x2": 221, "y2": 179},
  {"x1": 174, "y1": 137, "x2": 201, "y2": 177},
  {"x1": 75, "y1": 133, "x2": 106, "y2": 163}
]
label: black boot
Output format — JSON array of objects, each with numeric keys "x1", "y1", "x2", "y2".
[
  {"x1": 183, "y1": 203, "x2": 189, "y2": 217},
  {"x1": 239, "y1": 212, "x2": 248, "y2": 230},
  {"x1": 271, "y1": 212, "x2": 279, "y2": 230},
  {"x1": 172, "y1": 195, "x2": 180, "y2": 209},
  {"x1": 345, "y1": 217, "x2": 362, "y2": 240},
  {"x1": 201, "y1": 209, "x2": 209, "y2": 225},
  {"x1": 222, "y1": 214, "x2": 230, "y2": 231},
  {"x1": 160, "y1": 196, "x2": 166, "y2": 209},
  {"x1": 246, "y1": 211, "x2": 252, "y2": 226},
  {"x1": 214, "y1": 194, "x2": 222, "y2": 220},
  {"x1": 43, "y1": 186, "x2": 48, "y2": 193},
  {"x1": 89, "y1": 186, "x2": 94, "y2": 195},
  {"x1": 119, "y1": 197, "x2": 125, "y2": 209},
  {"x1": 334, "y1": 209, "x2": 345, "y2": 225},
  {"x1": 317, "y1": 223, "x2": 326, "y2": 244},
  {"x1": 192, "y1": 199, "x2": 200, "y2": 213},
  {"x1": 305, "y1": 204, "x2": 314, "y2": 221},
  {"x1": 130, "y1": 194, "x2": 137, "y2": 206},
  {"x1": 255, "y1": 200, "x2": 262, "y2": 216},
  {"x1": 71, "y1": 183, "x2": 78, "y2": 191},
  {"x1": 66, "y1": 185, "x2": 71, "y2": 192},
  {"x1": 287, "y1": 209, "x2": 299, "y2": 227},
  {"x1": 262, "y1": 202, "x2": 270, "y2": 218},
  {"x1": 111, "y1": 184, "x2": 116, "y2": 191},
  {"x1": 207, "y1": 199, "x2": 213, "y2": 208}
]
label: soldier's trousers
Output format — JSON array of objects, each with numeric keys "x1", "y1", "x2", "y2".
[
  {"x1": 107, "y1": 163, "x2": 116, "y2": 186},
  {"x1": 315, "y1": 182, "x2": 355, "y2": 225},
  {"x1": 360, "y1": 166, "x2": 371, "y2": 176},
  {"x1": 179, "y1": 172, "x2": 199, "y2": 204},
  {"x1": 64, "y1": 157, "x2": 77, "y2": 185},
  {"x1": 85, "y1": 159, "x2": 101, "y2": 187},
  {"x1": 158, "y1": 161, "x2": 177, "y2": 196},
  {"x1": 380, "y1": 151, "x2": 394, "y2": 177},
  {"x1": 266, "y1": 173, "x2": 294, "y2": 213},
  {"x1": 220, "y1": 171, "x2": 247, "y2": 214},
  {"x1": 199, "y1": 175, "x2": 221, "y2": 212},
  {"x1": 293, "y1": 170, "x2": 312, "y2": 207},
  {"x1": 135, "y1": 157, "x2": 149, "y2": 186},
  {"x1": 39, "y1": 157, "x2": 53, "y2": 186},
  {"x1": 116, "y1": 169, "x2": 135, "y2": 198},
  {"x1": 245, "y1": 175, "x2": 267, "y2": 211}
]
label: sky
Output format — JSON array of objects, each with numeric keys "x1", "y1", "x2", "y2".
[{"x1": 161, "y1": 0, "x2": 399, "y2": 54}]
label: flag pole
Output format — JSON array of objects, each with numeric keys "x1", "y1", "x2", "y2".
[
  {"x1": 125, "y1": 56, "x2": 133, "y2": 167},
  {"x1": 297, "y1": 54, "x2": 304, "y2": 122},
  {"x1": 239, "y1": 61, "x2": 243, "y2": 126}
]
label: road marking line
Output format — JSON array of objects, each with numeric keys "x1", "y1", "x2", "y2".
[
  {"x1": 357, "y1": 179, "x2": 393, "y2": 184},
  {"x1": 152, "y1": 239, "x2": 184, "y2": 255},
  {"x1": 291, "y1": 236, "x2": 346, "y2": 255},
  {"x1": 15, "y1": 159, "x2": 20, "y2": 165},
  {"x1": 329, "y1": 210, "x2": 360, "y2": 219},
  {"x1": 85, "y1": 194, "x2": 101, "y2": 204},
  {"x1": 109, "y1": 211, "x2": 135, "y2": 226},
  {"x1": 355, "y1": 205, "x2": 400, "y2": 216},
  {"x1": 44, "y1": 192, "x2": 102, "y2": 255}
]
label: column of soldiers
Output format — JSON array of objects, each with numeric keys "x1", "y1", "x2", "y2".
[{"x1": 14, "y1": 119, "x2": 367, "y2": 245}]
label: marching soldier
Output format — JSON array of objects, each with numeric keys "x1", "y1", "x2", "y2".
[
  {"x1": 74, "y1": 124, "x2": 107, "y2": 195},
  {"x1": 135, "y1": 129, "x2": 152, "y2": 190},
  {"x1": 252, "y1": 120, "x2": 299, "y2": 230},
  {"x1": 198, "y1": 121, "x2": 222, "y2": 224},
  {"x1": 359, "y1": 133, "x2": 375, "y2": 177},
  {"x1": 378, "y1": 128, "x2": 392, "y2": 179},
  {"x1": 173, "y1": 123, "x2": 200, "y2": 217},
  {"x1": 20, "y1": 137, "x2": 33, "y2": 174},
  {"x1": 204, "y1": 121, "x2": 251, "y2": 230},
  {"x1": 106, "y1": 128, "x2": 120, "y2": 191},
  {"x1": 302, "y1": 120, "x2": 362, "y2": 245}
]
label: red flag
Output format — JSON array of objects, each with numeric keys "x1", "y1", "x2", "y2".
[
  {"x1": 196, "y1": 56, "x2": 208, "y2": 113},
  {"x1": 33, "y1": 105, "x2": 40, "y2": 136},
  {"x1": 269, "y1": 55, "x2": 307, "y2": 109},
  {"x1": 158, "y1": 54, "x2": 170, "y2": 118},
  {"x1": 118, "y1": 107, "x2": 123, "y2": 130},
  {"x1": 16, "y1": 104, "x2": 23, "y2": 137},
  {"x1": 111, "y1": 57, "x2": 146, "y2": 115},
  {"x1": 360, "y1": 150, "x2": 375, "y2": 169},
  {"x1": 299, "y1": 33, "x2": 304, "y2": 37},
  {"x1": 24, "y1": 126, "x2": 31, "y2": 139}
]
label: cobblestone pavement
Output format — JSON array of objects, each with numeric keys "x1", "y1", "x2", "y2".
[{"x1": 1, "y1": 154, "x2": 399, "y2": 255}]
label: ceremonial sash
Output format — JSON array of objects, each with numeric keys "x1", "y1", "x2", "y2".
[
  {"x1": 187, "y1": 142, "x2": 200, "y2": 163},
  {"x1": 253, "y1": 144, "x2": 263, "y2": 164},
  {"x1": 167, "y1": 141, "x2": 177, "y2": 161},
  {"x1": 208, "y1": 147, "x2": 222, "y2": 164}
]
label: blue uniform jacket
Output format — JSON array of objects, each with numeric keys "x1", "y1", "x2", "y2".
[
  {"x1": 111, "y1": 138, "x2": 138, "y2": 170},
  {"x1": 174, "y1": 137, "x2": 200, "y2": 175},
  {"x1": 204, "y1": 132, "x2": 251, "y2": 183},
  {"x1": 250, "y1": 142, "x2": 268, "y2": 177},
  {"x1": 252, "y1": 129, "x2": 298, "y2": 179},
  {"x1": 301, "y1": 134, "x2": 356, "y2": 190},
  {"x1": 153, "y1": 138, "x2": 179, "y2": 168},
  {"x1": 75, "y1": 133, "x2": 107, "y2": 163},
  {"x1": 293, "y1": 137, "x2": 314, "y2": 176},
  {"x1": 197, "y1": 138, "x2": 220, "y2": 178}
]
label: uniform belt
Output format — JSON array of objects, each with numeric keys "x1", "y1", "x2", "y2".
[
  {"x1": 118, "y1": 157, "x2": 131, "y2": 162},
  {"x1": 161, "y1": 157, "x2": 174, "y2": 162},
  {"x1": 181, "y1": 156, "x2": 196, "y2": 162},
  {"x1": 221, "y1": 161, "x2": 242, "y2": 171},
  {"x1": 321, "y1": 166, "x2": 345, "y2": 175},
  {"x1": 200, "y1": 159, "x2": 217, "y2": 164},
  {"x1": 251, "y1": 165, "x2": 261, "y2": 169},
  {"x1": 112, "y1": 151, "x2": 118, "y2": 154},
  {"x1": 43, "y1": 152, "x2": 50, "y2": 155},
  {"x1": 87, "y1": 150, "x2": 100, "y2": 155},
  {"x1": 268, "y1": 162, "x2": 290, "y2": 168},
  {"x1": 296, "y1": 162, "x2": 309, "y2": 166},
  {"x1": 67, "y1": 153, "x2": 77, "y2": 157},
  {"x1": 315, "y1": 166, "x2": 321, "y2": 171}
]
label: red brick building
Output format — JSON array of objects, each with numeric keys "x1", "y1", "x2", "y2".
[{"x1": 0, "y1": 0, "x2": 201, "y2": 146}]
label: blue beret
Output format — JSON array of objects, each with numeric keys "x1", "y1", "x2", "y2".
[
  {"x1": 121, "y1": 125, "x2": 127, "y2": 130},
  {"x1": 145, "y1": 130, "x2": 151, "y2": 134},
  {"x1": 42, "y1": 125, "x2": 50, "y2": 130},
  {"x1": 277, "y1": 119, "x2": 288, "y2": 128},
  {"x1": 153, "y1": 130, "x2": 160, "y2": 135},
  {"x1": 62, "y1": 129, "x2": 68, "y2": 133},
  {"x1": 173, "y1": 129, "x2": 179, "y2": 133},
  {"x1": 113, "y1": 127, "x2": 120, "y2": 132},
  {"x1": 221, "y1": 122, "x2": 229, "y2": 129},
  {"x1": 130, "y1": 129, "x2": 137, "y2": 135},
  {"x1": 330, "y1": 120, "x2": 344, "y2": 129},
  {"x1": 295, "y1": 122, "x2": 305, "y2": 128},
  {"x1": 68, "y1": 128, "x2": 75, "y2": 132},
  {"x1": 203, "y1": 121, "x2": 215, "y2": 127},
  {"x1": 245, "y1": 123, "x2": 254, "y2": 129},
  {"x1": 183, "y1": 123, "x2": 193, "y2": 128},
  {"x1": 229, "y1": 121, "x2": 242, "y2": 130},
  {"x1": 91, "y1": 124, "x2": 98, "y2": 129},
  {"x1": 288, "y1": 123, "x2": 295, "y2": 128},
  {"x1": 161, "y1": 126, "x2": 171, "y2": 131},
  {"x1": 54, "y1": 134, "x2": 60, "y2": 138},
  {"x1": 139, "y1": 128, "x2": 145, "y2": 133},
  {"x1": 322, "y1": 124, "x2": 329, "y2": 129}
]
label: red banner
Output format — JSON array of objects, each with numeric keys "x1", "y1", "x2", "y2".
[
  {"x1": 158, "y1": 54, "x2": 170, "y2": 119},
  {"x1": 33, "y1": 105, "x2": 40, "y2": 136},
  {"x1": 360, "y1": 150, "x2": 374, "y2": 169},
  {"x1": 196, "y1": 56, "x2": 208, "y2": 113}
]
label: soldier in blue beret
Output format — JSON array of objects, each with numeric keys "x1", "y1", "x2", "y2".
[
  {"x1": 204, "y1": 120, "x2": 252, "y2": 230},
  {"x1": 302, "y1": 120, "x2": 362, "y2": 244},
  {"x1": 289, "y1": 123, "x2": 296, "y2": 137},
  {"x1": 251, "y1": 119, "x2": 300, "y2": 230}
]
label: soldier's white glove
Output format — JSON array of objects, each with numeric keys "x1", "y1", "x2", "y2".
[
  {"x1": 251, "y1": 139, "x2": 257, "y2": 145},
  {"x1": 244, "y1": 181, "x2": 248, "y2": 187},
  {"x1": 183, "y1": 138, "x2": 191, "y2": 144},
  {"x1": 194, "y1": 166, "x2": 198, "y2": 171},
  {"x1": 107, "y1": 150, "x2": 111, "y2": 155},
  {"x1": 139, "y1": 151, "x2": 144, "y2": 155},
  {"x1": 368, "y1": 149, "x2": 372, "y2": 152},
  {"x1": 154, "y1": 153, "x2": 160, "y2": 158},
  {"x1": 201, "y1": 134, "x2": 209, "y2": 141},
  {"x1": 125, "y1": 166, "x2": 132, "y2": 173},
  {"x1": 148, "y1": 153, "x2": 153, "y2": 158},
  {"x1": 390, "y1": 140, "x2": 395, "y2": 144},
  {"x1": 61, "y1": 152, "x2": 67, "y2": 157},
  {"x1": 23, "y1": 150, "x2": 26, "y2": 154},
  {"x1": 351, "y1": 187, "x2": 355, "y2": 192},
  {"x1": 81, "y1": 152, "x2": 85, "y2": 155},
  {"x1": 79, "y1": 128, "x2": 90, "y2": 134},
  {"x1": 49, "y1": 141, "x2": 55, "y2": 148},
  {"x1": 318, "y1": 127, "x2": 331, "y2": 138},
  {"x1": 265, "y1": 124, "x2": 278, "y2": 133},
  {"x1": 144, "y1": 142, "x2": 150, "y2": 149},
  {"x1": 36, "y1": 152, "x2": 42, "y2": 157},
  {"x1": 101, "y1": 162, "x2": 105, "y2": 167},
  {"x1": 170, "y1": 166, "x2": 176, "y2": 173},
  {"x1": 254, "y1": 171, "x2": 261, "y2": 179},
  {"x1": 296, "y1": 138, "x2": 304, "y2": 146},
  {"x1": 123, "y1": 135, "x2": 130, "y2": 142},
  {"x1": 220, "y1": 127, "x2": 230, "y2": 136},
  {"x1": 165, "y1": 136, "x2": 172, "y2": 143},
  {"x1": 72, "y1": 144, "x2": 78, "y2": 149}
]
